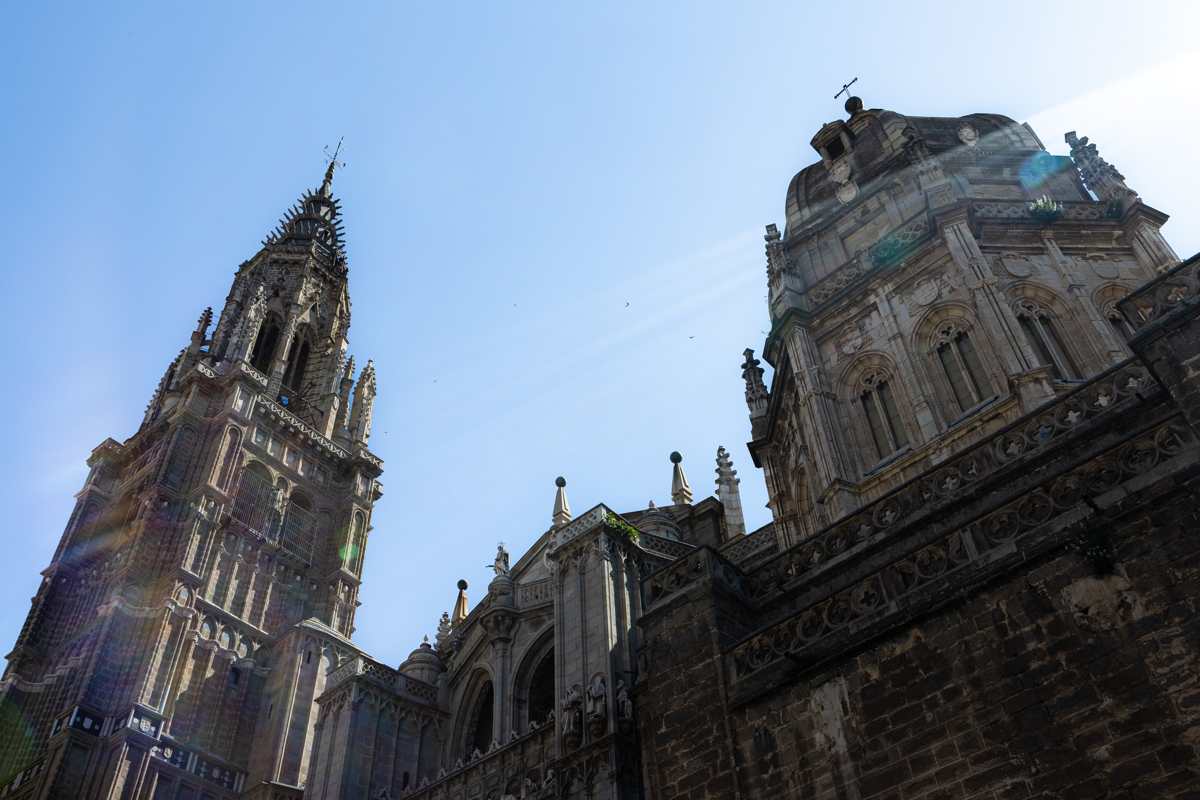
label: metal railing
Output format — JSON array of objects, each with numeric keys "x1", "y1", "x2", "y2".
[{"x1": 229, "y1": 468, "x2": 316, "y2": 563}]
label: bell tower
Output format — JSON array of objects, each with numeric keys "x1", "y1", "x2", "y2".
[{"x1": 0, "y1": 164, "x2": 387, "y2": 799}]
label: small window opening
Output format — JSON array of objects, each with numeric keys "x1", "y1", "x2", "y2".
[
  {"x1": 305, "y1": 650, "x2": 313, "y2": 665},
  {"x1": 825, "y1": 137, "x2": 846, "y2": 160},
  {"x1": 229, "y1": 667, "x2": 240, "y2": 687}
]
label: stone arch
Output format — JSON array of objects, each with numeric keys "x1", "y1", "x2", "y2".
[
  {"x1": 212, "y1": 425, "x2": 244, "y2": 491},
  {"x1": 1093, "y1": 282, "x2": 1137, "y2": 342},
  {"x1": 511, "y1": 625, "x2": 555, "y2": 735},
  {"x1": 280, "y1": 323, "x2": 314, "y2": 393},
  {"x1": 249, "y1": 312, "x2": 283, "y2": 374},
  {"x1": 837, "y1": 352, "x2": 913, "y2": 472},
  {"x1": 453, "y1": 667, "x2": 496, "y2": 760}
]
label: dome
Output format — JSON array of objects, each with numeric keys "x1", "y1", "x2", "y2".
[
  {"x1": 398, "y1": 640, "x2": 444, "y2": 685},
  {"x1": 784, "y1": 106, "x2": 1047, "y2": 238}
]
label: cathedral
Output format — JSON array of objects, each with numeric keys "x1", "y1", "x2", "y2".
[{"x1": 2, "y1": 95, "x2": 1200, "y2": 800}]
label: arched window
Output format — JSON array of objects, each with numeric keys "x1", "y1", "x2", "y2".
[
  {"x1": 281, "y1": 332, "x2": 312, "y2": 392},
  {"x1": 858, "y1": 370, "x2": 907, "y2": 463},
  {"x1": 249, "y1": 316, "x2": 282, "y2": 374},
  {"x1": 213, "y1": 427, "x2": 243, "y2": 491},
  {"x1": 932, "y1": 323, "x2": 989, "y2": 413},
  {"x1": 343, "y1": 511, "x2": 366, "y2": 574},
  {"x1": 469, "y1": 681, "x2": 494, "y2": 755},
  {"x1": 527, "y1": 648, "x2": 555, "y2": 726},
  {"x1": 1015, "y1": 301, "x2": 1080, "y2": 380}
]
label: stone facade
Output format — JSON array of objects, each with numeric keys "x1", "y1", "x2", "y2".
[{"x1": 3, "y1": 97, "x2": 1200, "y2": 800}]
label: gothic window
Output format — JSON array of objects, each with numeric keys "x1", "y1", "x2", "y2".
[
  {"x1": 932, "y1": 323, "x2": 989, "y2": 413},
  {"x1": 249, "y1": 315, "x2": 282, "y2": 374},
  {"x1": 231, "y1": 461, "x2": 275, "y2": 536},
  {"x1": 527, "y1": 648, "x2": 555, "y2": 727},
  {"x1": 1016, "y1": 301, "x2": 1080, "y2": 380},
  {"x1": 858, "y1": 371, "x2": 908, "y2": 463},
  {"x1": 213, "y1": 427, "x2": 242, "y2": 491},
  {"x1": 468, "y1": 680, "x2": 495, "y2": 756},
  {"x1": 281, "y1": 331, "x2": 312, "y2": 392},
  {"x1": 343, "y1": 511, "x2": 366, "y2": 574}
]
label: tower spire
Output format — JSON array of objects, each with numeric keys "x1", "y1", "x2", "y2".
[
  {"x1": 670, "y1": 451, "x2": 693, "y2": 505},
  {"x1": 321, "y1": 137, "x2": 344, "y2": 197},
  {"x1": 552, "y1": 476, "x2": 572, "y2": 528}
]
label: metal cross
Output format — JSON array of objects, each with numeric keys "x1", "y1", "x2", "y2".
[{"x1": 834, "y1": 77, "x2": 859, "y2": 100}]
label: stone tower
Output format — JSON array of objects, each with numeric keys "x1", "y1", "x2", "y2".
[
  {"x1": 746, "y1": 96, "x2": 1179, "y2": 547},
  {"x1": 0, "y1": 164, "x2": 387, "y2": 799}
]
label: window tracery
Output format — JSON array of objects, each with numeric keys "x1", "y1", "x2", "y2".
[
  {"x1": 858, "y1": 370, "x2": 908, "y2": 463},
  {"x1": 1015, "y1": 300, "x2": 1080, "y2": 380},
  {"x1": 931, "y1": 322, "x2": 989, "y2": 413}
]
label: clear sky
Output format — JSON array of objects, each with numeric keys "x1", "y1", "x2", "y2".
[{"x1": 1, "y1": 2, "x2": 1197, "y2": 668}]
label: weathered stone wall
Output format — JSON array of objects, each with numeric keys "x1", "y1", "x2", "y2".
[
  {"x1": 731, "y1": 492, "x2": 1200, "y2": 799},
  {"x1": 638, "y1": 481, "x2": 1200, "y2": 799}
]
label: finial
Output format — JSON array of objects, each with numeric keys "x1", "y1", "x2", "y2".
[
  {"x1": 321, "y1": 137, "x2": 345, "y2": 196},
  {"x1": 742, "y1": 349, "x2": 769, "y2": 414},
  {"x1": 844, "y1": 96, "x2": 864, "y2": 115},
  {"x1": 422, "y1": 634, "x2": 430, "y2": 645},
  {"x1": 670, "y1": 452, "x2": 693, "y2": 505},
  {"x1": 553, "y1": 476, "x2": 572, "y2": 528},
  {"x1": 342, "y1": 355, "x2": 356, "y2": 382},
  {"x1": 1064, "y1": 130, "x2": 1137, "y2": 207},
  {"x1": 715, "y1": 445, "x2": 746, "y2": 537},
  {"x1": 196, "y1": 307, "x2": 213, "y2": 335},
  {"x1": 451, "y1": 579, "x2": 469, "y2": 625}
]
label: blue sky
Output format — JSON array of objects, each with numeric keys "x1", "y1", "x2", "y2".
[{"x1": 1, "y1": 2, "x2": 1197, "y2": 667}]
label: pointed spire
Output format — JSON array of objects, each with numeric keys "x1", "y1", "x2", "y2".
[
  {"x1": 552, "y1": 476, "x2": 572, "y2": 528},
  {"x1": 670, "y1": 451, "x2": 693, "y2": 505},
  {"x1": 349, "y1": 359, "x2": 377, "y2": 445},
  {"x1": 334, "y1": 355, "x2": 355, "y2": 437},
  {"x1": 264, "y1": 164, "x2": 348, "y2": 273},
  {"x1": 321, "y1": 137, "x2": 343, "y2": 197},
  {"x1": 451, "y1": 579, "x2": 469, "y2": 625},
  {"x1": 1065, "y1": 131, "x2": 1137, "y2": 207},
  {"x1": 715, "y1": 446, "x2": 746, "y2": 538}
]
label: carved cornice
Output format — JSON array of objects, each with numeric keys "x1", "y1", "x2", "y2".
[
  {"x1": 728, "y1": 414, "x2": 1194, "y2": 692},
  {"x1": 1118, "y1": 251, "x2": 1200, "y2": 338}
]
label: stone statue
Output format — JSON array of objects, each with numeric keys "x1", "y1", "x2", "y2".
[
  {"x1": 562, "y1": 685, "x2": 583, "y2": 748},
  {"x1": 586, "y1": 674, "x2": 608, "y2": 737},
  {"x1": 491, "y1": 542, "x2": 510, "y2": 576},
  {"x1": 616, "y1": 680, "x2": 633, "y2": 721}
]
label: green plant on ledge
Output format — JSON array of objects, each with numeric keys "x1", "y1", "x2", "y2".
[
  {"x1": 605, "y1": 512, "x2": 640, "y2": 545},
  {"x1": 1028, "y1": 194, "x2": 1062, "y2": 222}
]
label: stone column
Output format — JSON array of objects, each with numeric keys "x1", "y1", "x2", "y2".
[
  {"x1": 783, "y1": 321, "x2": 856, "y2": 519},
  {"x1": 1041, "y1": 232, "x2": 1117, "y2": 369}
]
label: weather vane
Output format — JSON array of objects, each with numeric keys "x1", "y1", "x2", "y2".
[
  {"x1": 834, "y1": 77, "x2": 858, "y2": 100},
  {"x1": 323, "y1": 137, "x2": 347, "y2": 172}
]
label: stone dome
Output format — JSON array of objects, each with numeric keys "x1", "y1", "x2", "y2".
[{"x1": 398, "y1": 640, "x2": 444, "y2": 685}]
